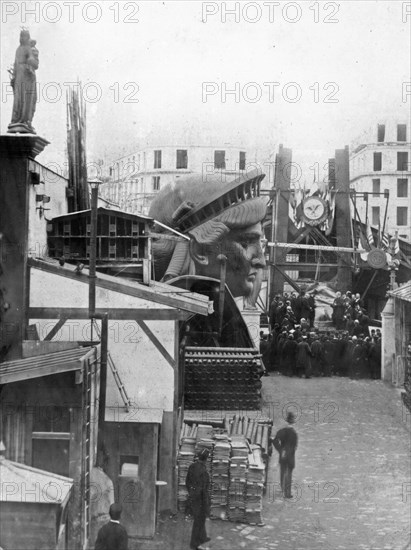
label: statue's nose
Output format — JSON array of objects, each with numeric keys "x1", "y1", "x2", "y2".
[{"x1": 252, "y1": 244, "x2": 266, "y2": 267}]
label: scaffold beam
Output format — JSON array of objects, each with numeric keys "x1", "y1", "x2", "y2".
[{"x1": 267, "y1": 242, "x2": 366, "y2": 253}]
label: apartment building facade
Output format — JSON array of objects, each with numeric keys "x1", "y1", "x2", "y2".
[
  {"x1": 99, "y1": 145, "x2": 256, "y2": 215},
  {"x1": 350, "y1": 120, "x2": 410, "y2": 241}
]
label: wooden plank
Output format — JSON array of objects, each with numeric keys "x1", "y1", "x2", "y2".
[
  {"x1": 268, "y1": 242, "x2": 366, "y2": 253},
  {"x1": 32, "y1": 432, "x2": 71, "y2": 440},
  {"x1": 274, "y1": 263, "x2": 335, "y2": 269},
  {"x1": 28, "y1": 258, "x2": 211, "y2": 316},
  {"x1": 272, "y1": 264, "x2": 300, "y2": 292},
  {"x1": 44, "y1": 317, "x2": 68, "y2": 341},
  {"x1": 29, "y1": 307, "x2": 190, "y2": 320},
  {"x1": 137, "y1": 321, "x2": 175, "y2": 369}
]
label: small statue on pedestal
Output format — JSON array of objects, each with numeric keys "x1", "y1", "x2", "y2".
[{"x1": 8, "y1": 29, "x2": 39, "y2": 134}]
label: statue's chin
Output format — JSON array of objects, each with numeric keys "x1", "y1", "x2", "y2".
[{"x1": 227, "y1": 279, "x2": 254, "y2": 299}]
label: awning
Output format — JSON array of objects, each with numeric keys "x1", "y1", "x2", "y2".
[
  {"x1": 0, "y1": 458, "x2": 73, "y2": 504},
  {"x1": 0, "y1": 346, "x2": 96, "y2": 384},
  {"x1": 389, "y1": 281, "x2": 411, "y2": 303}
]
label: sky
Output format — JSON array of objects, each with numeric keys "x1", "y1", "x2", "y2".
[{"x1": 1, "y1": 0, "x2": 410, "y2": 185}]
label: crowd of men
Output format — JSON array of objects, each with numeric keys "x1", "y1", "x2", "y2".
[{"x1": 261, "y1": 290, "x2": 381, "y2": 379}]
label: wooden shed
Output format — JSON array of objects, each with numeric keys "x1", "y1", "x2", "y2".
[
  {"x1": 0, "y1": 344, "x2": 100, "y2": 549},
  {"x1": 25, "y1": 257, "x2": 212, "y2": 542},
  {"x1": 46, "y1": 208, "x2": 153, "y2": 281},
  {"x1": 0, "y1": 446, "x2": 73, "y2": 550}
]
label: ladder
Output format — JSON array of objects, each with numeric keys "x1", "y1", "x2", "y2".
[{"x1": 92, "y1": 320, "x2": 132, "y2": 410}]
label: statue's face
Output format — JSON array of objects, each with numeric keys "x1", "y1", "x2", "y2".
[{"x1": 196, "y1": 222, "x2": 266, "y2": 297}]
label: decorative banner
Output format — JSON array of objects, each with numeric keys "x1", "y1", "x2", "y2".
[
  {"x1": 367, "y1": 248, "x2": 387, "y2": 269},
  {"x1": 301, "y1": 196, "x2": 328, "y2": 226}
]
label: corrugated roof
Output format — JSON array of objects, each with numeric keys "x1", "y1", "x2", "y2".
[
  {"x1": 389, "y1": 281, "x2": 411, "y2": 303},
  {"x1": 0, "y1": 346, "x2": 96, "y2": 384},
  {"x1": 0, "y1": 457, "x2": 73, "y2": 503}
]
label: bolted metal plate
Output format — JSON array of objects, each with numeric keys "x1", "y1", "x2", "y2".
[{"x1": 367, "y1": 248, "x2": 387, "y2": 269}]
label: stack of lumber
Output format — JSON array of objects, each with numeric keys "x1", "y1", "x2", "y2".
[
  {"x1": 245, "y1": 445, "x2": 265, "y2": 525},
  {"x1": 210, "y1": 434, "x2": 231, "y2": 519},
  {"x1": 177, "y1": 416, "x2": 272, "y2": 524}
]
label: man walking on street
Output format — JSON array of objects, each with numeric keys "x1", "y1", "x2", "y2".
[{"x1": 271, "y1": 412, "x2": 298, "y2": 498}]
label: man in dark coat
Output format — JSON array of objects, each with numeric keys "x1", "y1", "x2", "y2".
[
  {"x1": 311, "y1": 335, "x2": 324, "y2": 376},
  {"x1": 271, "y1": 412, "x2": 298, "y2": 498},
  {"x1": 186, "y1": 449, "x2": 211, "y2": 550},
  {"x1": 352, "y1": 319, "x2": 363, "y2": 337},
  {"x1": 95, "y1": 503, "x2": 128, "y2": 550},
  {"x1": 332, "y1": 292, "x2": 345, "y2": 330},
  {"x1": 296, "y1": 336, "x2": 313, "y2": 378},
  {"x1": 307, "y1": 291, "x2": 316, "y2": 327},
  {"x1": 269, "y1": 295, "x2": 281, "y2": 330},
  {"x1": 282, "y1": 333, "x2": 298, "y2": 376},
  {"x1": 300, "y1": 293, "x2": 312, "y2": 326}
]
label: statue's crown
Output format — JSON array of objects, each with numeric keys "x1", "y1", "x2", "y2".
[{"x1": 175, "y1": 169, "x2": 265, "y2": 232}]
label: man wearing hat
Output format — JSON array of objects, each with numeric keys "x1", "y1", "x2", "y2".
[
  {"x1": 186, "y1": 449, "x2": 211, "y2": 549},
  {"x1": 271, "y1": 412, "x2": 298, "y2": 498},
  {"x1": 95, "y1": 503, "x2": 128, "y2": 550}
]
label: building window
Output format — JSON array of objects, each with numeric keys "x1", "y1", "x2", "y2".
[
  {"x1": 397, "y1": 152, "x2": 408, "y2": 171},
  {"x1": 371, "y1": 206, "x2": 380, "y2": 226},
  {"x1": 372, "y1": 179, "x2": 380, "y2": 197},
  {"x1": 176, "y1": 149, "x2": 188, "y2": 169},
  {"x1": 32, "y1": 405, "x2": 71, "y2": 477},
  {"x1": 397, "y1": 178, "x2": 408, "y2": 198},
  {"x1": 397, "y1": 207, "x2": 408, "y2": 226},
  {"x1": 152, "y1": 176, "x2": 160, "y2": 191},
  {"x1": 377, "y1": 124, "x2": 385, "y2": 142},
  {"x1": 373, "y1": 152, "x2": 382, "y2": 171},
  {"x1": 154, "y1": 150, "x2": 162, "y2": 169},
  {"x1": 239, "y1": 151, "x2": 246, "y2": 170},
  {"x1": 397, "y1": 124, "x2": 407, "y2": 142},
  {"x1": 214, "y1": 150, "x2": 226, "y2": 169}
]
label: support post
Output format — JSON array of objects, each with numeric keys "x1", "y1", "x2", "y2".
[
  {"x1": 89, "y1": 185, "x2": 98, "y2": 318},
  {"x1": 271, "y1": 144, "x2": 292, "y2": 298},
  {"x1": 334, "y1": 146, "x2": 352, "y2": 289},
  {"x1": 97, "y1": 314, "x2": 108, "y2": 467}
]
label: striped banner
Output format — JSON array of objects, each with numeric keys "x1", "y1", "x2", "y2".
[{"x1": 366, "y1": 222, "x2": 375, "y2": 248}]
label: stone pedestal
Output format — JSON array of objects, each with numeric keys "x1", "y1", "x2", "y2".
[
  {"x1": 0, "y1": 134, "x2": 49, "y2": 360},
  {"x1": 241, "y1": 308, "x2": 261, "y2": 350},
  {"x1": 381, "y1": 297, "x2": 395, "y2": 383}
]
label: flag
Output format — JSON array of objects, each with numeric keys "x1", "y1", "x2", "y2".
[
  {"x1": 392, "y1": 235, "x2": 400, "y2": 257},
  {"x1": 308, "y1": 179, "x2": 320, "y2": 197},
  {"x1": 293, "y1": 186, "x2": 304, "y2": 228},
  {"x1": 289, "y1": 190, "x2": 297, "y2": 225},
  {"x1": 381, "y1": 232, "x2": 389, "y2": 251},
  {"x1": 324, "y1": 189, "x2": 336, "y2": 236},
  {"x1": 359, "y1": 231, "x2": 369, "y2": 261},
  {"x1": 366, "y1": 222, "x2": 375, "y2": 248}
]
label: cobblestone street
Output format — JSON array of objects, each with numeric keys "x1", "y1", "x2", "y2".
[{"x1": 138, "y1": 375, "x2": 411, "y2": 550}]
